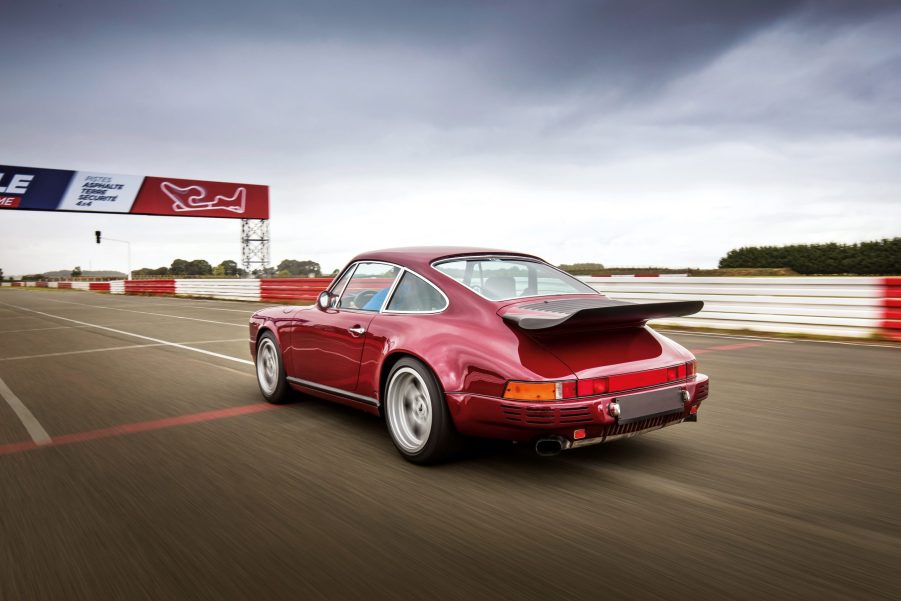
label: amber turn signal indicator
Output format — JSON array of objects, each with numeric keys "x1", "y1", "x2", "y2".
[{"x1": 503, "y1": 381, "x2": 558, "y2": 401}]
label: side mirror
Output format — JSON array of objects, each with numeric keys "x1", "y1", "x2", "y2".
[{"x1": 317, "y1": 290, "x2": 334, "y2": 310}]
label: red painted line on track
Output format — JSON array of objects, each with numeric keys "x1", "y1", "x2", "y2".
[
  {"x1": 0, "y1": 403, "x2": 279, "y2": 457},
  {"x1": 0, "y1": 440, "x2": 41, "y2": 455}
]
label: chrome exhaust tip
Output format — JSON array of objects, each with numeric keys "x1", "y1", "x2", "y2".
[{"x1": 534, "y1": 436, "x2": 571, "y2": 457}]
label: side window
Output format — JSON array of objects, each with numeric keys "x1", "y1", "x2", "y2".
[
  {"x1": 337, "y1": 262, "x2": 400, "y2": 311},
  {"x1": 386, "y1": 272, "x2": 447, "y2": 312},
  {"x1": 328, "y1": 265, "x2": 356, "y2": 308}
]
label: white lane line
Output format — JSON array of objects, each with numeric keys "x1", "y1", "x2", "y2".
[
  {"x1": 20, "y1": 296, "x2": 247, "y2": 327},
  {"x1": 110, "y1": 294, "x2": 270, "y2": 308},
  {"x1": 70, "y1": 299, "x2": 259, "y2": 314},
  {"x1": 0, "y1": 375, "x2": 52, "y2": 445},
  {"x1": 114, "y1": 302, "x2": 254, "y2": 314},
  {"x1": 175, "y1": 305, "x2": 262, "y2": 314},
  {"x1": 183, "y1": 356, "x2": 256, "y2": 378},
  {"x1": 0, "y1": 315, "x2": 50, "y2": 322},
  {"x1": 103, "y1": 297, "x2": 266, "y2": 313},
  {"x1": 112, "y1": 301, "x2": 258, "y2": 314},
  {"x1": 181, "y1": 337, "x2": 249, "y2": 345},
  {"x1": 0, "y1": 325, "x2": 94, "y2": 334},
  {"x1": 0, "y1": 301, "x2": 253, "y2": 366},
  {"x1": 0, "y1": 338, "x2": 248, "y2": 362}
]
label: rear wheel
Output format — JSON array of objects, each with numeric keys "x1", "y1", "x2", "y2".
[
  {"x1": 384, "y1": 358, "x2": 461, "y2": 464},
  {"x1": 256, "y1": 332, "x2": 291, "y2": 404}
]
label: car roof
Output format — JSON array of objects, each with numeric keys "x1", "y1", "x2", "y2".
[{"x1": 351, "y1": 246, "x2": 544, "y2": 268}]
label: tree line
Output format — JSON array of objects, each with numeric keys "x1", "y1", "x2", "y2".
[
  {"x1": 133, "y1": 259, "x2": 323, "y2": 278},
  {"x1": 718, "y1": 238, "x2": 900, "y2": 275}
]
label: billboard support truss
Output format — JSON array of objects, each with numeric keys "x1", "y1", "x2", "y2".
[{"x1": 241, "y1": 219, "x2": 271, "y2": 276}]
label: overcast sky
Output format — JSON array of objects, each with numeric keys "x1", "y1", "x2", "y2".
[{"x1": 2, "y1": 0, "x2": 900, "y2": 276}]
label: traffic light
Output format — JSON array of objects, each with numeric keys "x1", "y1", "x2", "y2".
[{"x1": 95, "y1": 230, "x2": 101, "y2": 244}]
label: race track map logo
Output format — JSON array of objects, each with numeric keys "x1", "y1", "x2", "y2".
[{"x1": 159, "y1": 181, "x2": 247, "y2": 214}]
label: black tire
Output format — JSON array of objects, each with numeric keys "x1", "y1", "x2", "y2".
[
  {"x1": 384, "y1": 357, "x2": 462, "y2": 464},
  {"x1": 255, "y1": 332, "x2": 292, "y2": 404}
]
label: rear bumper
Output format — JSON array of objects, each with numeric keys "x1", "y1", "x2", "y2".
[{"x1": 446, "y1": 374, "x2": 708, "y2": 443}]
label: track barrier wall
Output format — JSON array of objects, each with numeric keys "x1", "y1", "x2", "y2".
[
  {"x1": 883, "y1": 278, "x2": 901, "y2": 341},
  {"x1": 260, "y1": 278, "x2": 334, "y2": 302},
  {"x1": 583, "y1": 276, "x2": 893, "y2": 339},
  {"x1": 124, "y1": 280, "x2": 176, "y2": 295},
  {"x1": 4, "y1": 276, "x2": 900, "y2": 339},
  {"x1": 175, "y1": 279, "x2": 263, "y2": 301}
]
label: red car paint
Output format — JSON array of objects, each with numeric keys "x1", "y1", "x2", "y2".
[{"x1": 249, "y1": 247, "x2": 708, "y2": 445}]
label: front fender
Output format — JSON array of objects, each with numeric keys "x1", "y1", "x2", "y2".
[{"x1": 249, "y1": 309, "x2": 295, "y2": 361}]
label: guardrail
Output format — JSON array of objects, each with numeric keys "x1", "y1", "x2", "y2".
[
  {"x1": 172, "y1": 279, "x2": 262, "y2": 301},
  {"x1": 3, "y1": 277, "x2": 329, "y2": 301},
  {"x1": 884, "y1": 278, "x2": 901, "y2": 340},
  {"x1": 124, "y1": 280, "x2": 177, "y2": 295},
  {"x1": 260, "y1": 278, "x2": 334, "y2": 302},
  {"x1": 583, "y1": 276, "x2": 899, "y2": 340},
  {"x1": 111, "y1": 277, "x2": 333, "y2": 303},
  {"x1": 4, "y1": 276, "x2": 899, "y2": 340}
]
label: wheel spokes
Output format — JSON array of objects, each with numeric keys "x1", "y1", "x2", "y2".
[
  {"x1": 257, "y1": 340, "x2": 280, "y2": 395},
  {"x1": 387, "y1": 368, "x2": 433, "y2": 453}
]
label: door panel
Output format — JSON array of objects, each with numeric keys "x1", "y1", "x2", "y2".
[
  {"x1": 291, "y1": 261, "x2": 400, "y2": 395},
  {"x1": 291, "y1": 311, "x2": 377, "y2": 394}
]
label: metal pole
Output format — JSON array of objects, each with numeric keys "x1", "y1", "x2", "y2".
[{"x1": 101, "y1": 237, "x2": 133, "y2": 280}]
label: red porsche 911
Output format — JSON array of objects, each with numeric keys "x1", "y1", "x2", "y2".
[{"x1": 250, "y1": 247, "x2": 709, "y2": 464}]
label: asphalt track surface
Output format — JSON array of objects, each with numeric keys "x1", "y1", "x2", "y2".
[{"x1": 0, "y1": 288, "x2": 899, "y2": 601}]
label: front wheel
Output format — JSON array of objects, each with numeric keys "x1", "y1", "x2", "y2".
[
  {"x1": 384, "y1": 358, "x2": 461, "y2": 464},
  {"x1": 255, "y1": 332, "x2": 291, "y2": 404}
]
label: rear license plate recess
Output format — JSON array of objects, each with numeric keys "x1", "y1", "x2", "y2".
[{"x1": 616, "y1": 388, "x2": 683, "y2": 424}]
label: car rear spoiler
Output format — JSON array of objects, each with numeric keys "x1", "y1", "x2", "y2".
[{"x1": 500, "y1": 298, "x2": 704, "y2": 331}]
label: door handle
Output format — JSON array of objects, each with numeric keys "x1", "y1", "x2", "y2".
[{"x1": 348, "y1": 325, "x2": 366, "y2": 336}]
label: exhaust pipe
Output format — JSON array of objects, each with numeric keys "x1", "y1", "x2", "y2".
[{"x1": 534, "y1": 436, "x2": 571, "y2": 457}]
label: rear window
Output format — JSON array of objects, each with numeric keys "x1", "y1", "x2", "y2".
[{"x1": 433, "y1": 257, "x2": 597, "y2": 301}]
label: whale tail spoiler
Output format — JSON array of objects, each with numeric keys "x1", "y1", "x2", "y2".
[{"x1": 500, "y1": 298, "x2": 704, "y2": 331}]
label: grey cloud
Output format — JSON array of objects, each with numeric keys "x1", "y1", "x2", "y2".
[{"x1": 2, "y1": 1, "x2": 899, "y2": 273}]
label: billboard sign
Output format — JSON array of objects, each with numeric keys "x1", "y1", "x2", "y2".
[
  {"x1": 131, "y1": 176, "x2": 268, "y2": 218},
  {"x1": 0, "y1": 164, "x2": 268, "y2": 219}
]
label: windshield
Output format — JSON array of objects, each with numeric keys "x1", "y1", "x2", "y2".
[{"x1": 433, "y1": 257, "x2": 598, "y2": 301}]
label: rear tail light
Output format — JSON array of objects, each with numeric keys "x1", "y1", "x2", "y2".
[
  {"x1": 503, "y1": 360, "x2": 698, "y2": 401},
  {"x1": 666, "y1": 364, "x2": 687, "y2": 380},
  {"x1": 577, "y1": 377, "x2": 609, "y2": 397}
]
